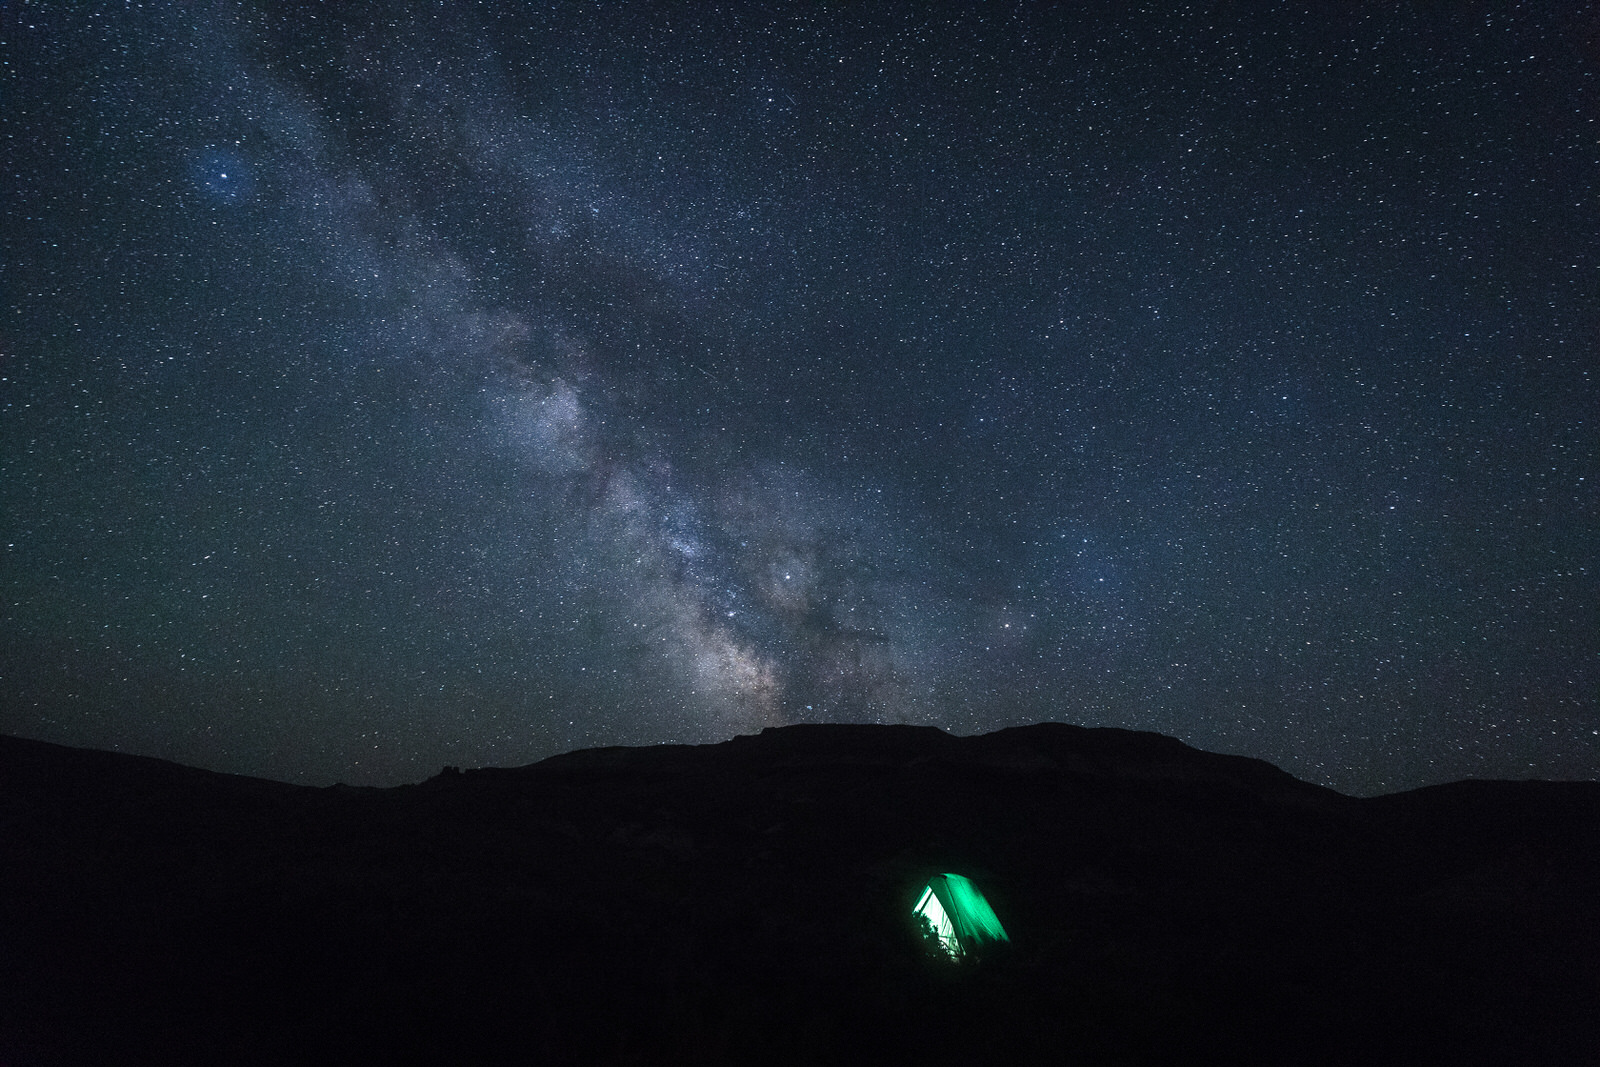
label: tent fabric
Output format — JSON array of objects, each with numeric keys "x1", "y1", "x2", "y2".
[{"x1": 913, "y1": 873, "x2": 1009, "y2": 957}]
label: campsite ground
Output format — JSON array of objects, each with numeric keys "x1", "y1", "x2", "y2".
[{"x1": 2, "y1": 723, "x2": 1597, "y2": 1065}]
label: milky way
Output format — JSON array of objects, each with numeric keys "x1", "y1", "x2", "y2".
[{"x1": 4, "y1": 2, "x2": 1596, "y2": 792}]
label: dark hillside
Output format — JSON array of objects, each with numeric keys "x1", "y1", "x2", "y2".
[{"x1": 2, "y1": 725, "x2": 1596, "y2": 1065}]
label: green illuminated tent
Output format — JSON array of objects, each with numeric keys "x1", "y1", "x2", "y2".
[{"x1": 913, "y1": 873, "x2": 1009, "y2": 958}]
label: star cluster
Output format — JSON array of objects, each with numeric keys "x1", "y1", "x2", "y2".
[{"x1": 3, "y1": 1, "x2": 1595, "y2": 793}]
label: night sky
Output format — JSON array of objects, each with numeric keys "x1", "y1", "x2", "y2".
[{"x1": 4, "y1": 1, "x2": 1596, "y2": 794}]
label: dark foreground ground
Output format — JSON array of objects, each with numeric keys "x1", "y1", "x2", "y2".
[{"x1": 2, "y1": 723, "x2": 1597, "y2": 1065}]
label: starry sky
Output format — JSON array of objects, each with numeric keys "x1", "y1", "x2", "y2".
[{"x1": 4, "y1": 1, "x2": 1596, "y2": 794}]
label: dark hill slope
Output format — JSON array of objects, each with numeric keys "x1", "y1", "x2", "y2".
[{"x1": 1, "y1": 724, "x2": 1595, "y2": 1066}]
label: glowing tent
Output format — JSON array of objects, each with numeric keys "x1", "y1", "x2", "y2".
[{"x1": 913, "y1": 873, "x2": 1010, "y2": 958}]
